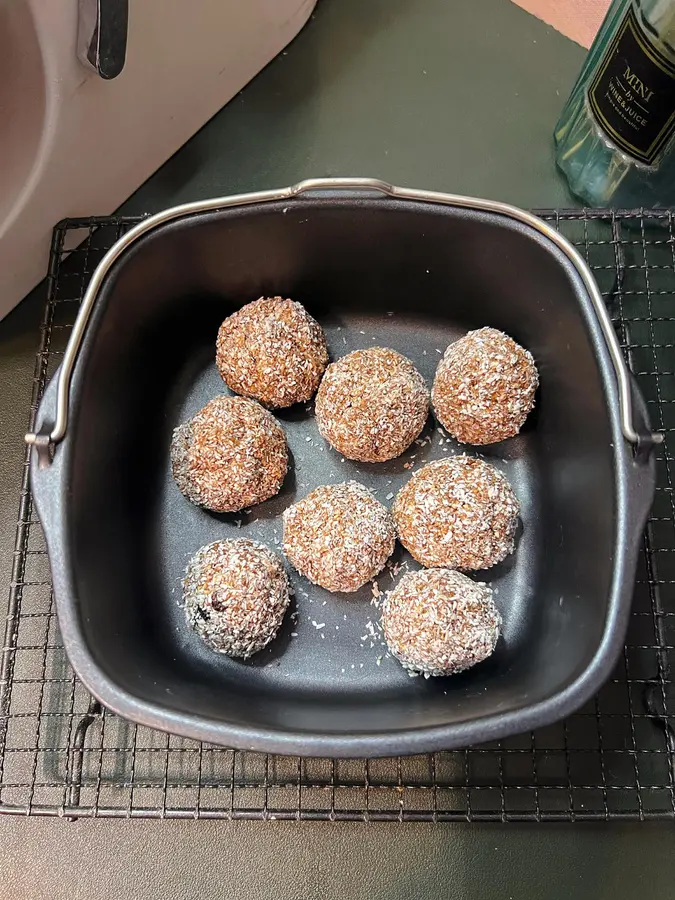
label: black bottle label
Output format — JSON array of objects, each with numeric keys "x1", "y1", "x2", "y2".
[{"x1": 587, "y1": 5, "x2": 675, "y2": 166}]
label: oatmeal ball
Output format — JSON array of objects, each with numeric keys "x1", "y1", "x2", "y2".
[
  {"x1": 216, "y1": 297, "x2": 329, "y2": 408},
  {"x1": 432, "y1": 327, "x2": 538, "y2": 445},
  {"x1": 315, "y1": 347, "x2": 429, "y2": 462},
  {"x1": 171, "y1": 395, "x2": 287, "y2": 513},
  {"x1": 282, "y1": 482, "x2": 396, "y2": 593},
  {"x1": 382, "y1": 568, "x2": 501, "y2": 676},
  {"x1": 183, "y1": 539, "x2": 290, "y2": 658},
  {"x1": 393, "y1": 456, "x2": 519, "y2": 570}
]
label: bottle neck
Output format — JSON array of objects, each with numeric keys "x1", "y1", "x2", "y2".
[{"x1": 638, "y1": 0, "x2": 675, "y2": 56}]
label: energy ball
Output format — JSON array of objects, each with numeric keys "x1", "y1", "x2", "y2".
[
  {"x1": 393, "y1": 456, "x2": 519, "y2": 570},
  {"x1": 382, "y1": 568, "x2": 501, "y2": 677},
  {"x1": 283, "y1": 481, "x2": 396, "y2": 593},
  {"x1": 315, "y1": 347, "x2": 429, "y2": 462},
  {"x1": 183, "y1": 539, "x2": 290, "y2": 658},
  {"x1": 432, "y1": 327, "x2": 538, "y2": 445},
  {"x1": 171, "y1": 395, "x2": 287, "y2": 513},
  {"x1": 216, "y1": 297, "x2": 329, "y2": 408}
]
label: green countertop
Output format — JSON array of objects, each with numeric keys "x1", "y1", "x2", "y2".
[
  {"x1": 122, "y1": 0, "x2": 581, "y2": 212},
  {"x1": 1, "y1": 1, "x2": 674, "y2": 897}
]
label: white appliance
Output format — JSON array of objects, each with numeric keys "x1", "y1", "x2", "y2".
[{"x1": 0, "y1": 0, "x2": 317, "y2": 318}]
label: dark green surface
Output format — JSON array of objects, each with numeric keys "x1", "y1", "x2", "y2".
[
  {"x1": 0, "y1": 821, "x2": 671, "y2": 900},
  {"x1": 1, "y1": 0, "x2": 673, "y2": 898},
  {"x1": 120, "y1": 0, "x2": 583, "y2": 211}
]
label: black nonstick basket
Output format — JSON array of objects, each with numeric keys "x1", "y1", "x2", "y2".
[
  {"x1": 2, "y1": 191, "x2": 673, "y2": 819},
  {"x1": 25, "y1": 181, "x2": 657, "y2": 757}
]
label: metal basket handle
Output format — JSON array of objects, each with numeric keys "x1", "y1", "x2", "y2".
[{"x1": 26, "y1": 178, "x2": 662, "y2": 460}]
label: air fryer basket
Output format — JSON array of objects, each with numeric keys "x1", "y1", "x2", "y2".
[{"x1": 28, "y1": 179, "x2": 657, "y2": 756}]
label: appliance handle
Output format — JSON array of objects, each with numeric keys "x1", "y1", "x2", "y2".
[
  {"x1": 25, "y1": 178, "x2": 662, "y2": 461},
  {"x1": 78, "y1": 0, "x2": 128, "y2": 80}
]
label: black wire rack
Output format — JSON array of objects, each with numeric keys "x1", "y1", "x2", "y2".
[{"x1": 1, "y1": 209, "x2": 674, "y2": 822}]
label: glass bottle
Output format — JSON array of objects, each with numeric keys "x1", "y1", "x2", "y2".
[{"x1": 555, "y1": 0, "x2": 675, "y2": 207}]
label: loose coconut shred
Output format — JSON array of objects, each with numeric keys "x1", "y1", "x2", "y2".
[
  {"x1": 393, "y1": 455, "x2": 519, "y2": 570},
  {"x1": 183, "y1": 539, "x2": 290, "y2": 658},
  {"x1": 171, "y1": 395, "x2": 287, "y2": 513},
  {"x1": 432, "y1": 327, "x2": 538, "y2": 445},
  {"x1": 315, "y1": 347, "x2": 429, "y2": 462},
  {"x1": 216, "y1": 297, "x2": 329, "y2": 408},
  {"x1": 283, "y1": 482, "x2": 396, "y2": 593},
  {"x1": 382, "y1": 568, "x2": 501, "y2": 677}
]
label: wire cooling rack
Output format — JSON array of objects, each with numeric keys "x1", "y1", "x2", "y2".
[{"x1": 1, "y1": 209, "x2": 674, "y2": 821}]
